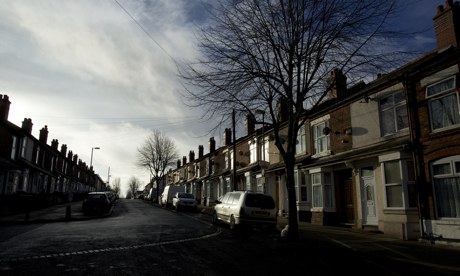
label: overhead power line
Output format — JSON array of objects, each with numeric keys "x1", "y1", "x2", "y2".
[{"x1": 113, "y1": 0, "x2": 178, "y2": 64}]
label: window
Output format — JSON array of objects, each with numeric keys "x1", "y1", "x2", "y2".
[
  {"x1": 311, "y1": 171, "x2": 333, "y2": 209},
  {"x1": 230, "y1": 150, "x2": 234, "y2": 170},
  {"x1": 294, "y1": 169, "x2": 308, "y2": 202},
  {"x1": 432, "y1": 156, "x2": 460, "y2": 218},
  {"x1": 296, "y1": 124, "x2": 307, "y2": 155},
  {"x1": 426, "y1": 76, "x2": 460, "y2": 131},
  {"x1": 245, "y1": 172, "x2": 255, "y2": 191},
  {"x1": 383, "y1": 160, "x2": 416, "y2": 208},
  {"x1": 224, "y1": 152, "x2": 229, "y2": 170},
  {"x1": 262, "y1": 136, "x2": 269, "y2": 162},
  {"x1": 256, "y1": 175, "x2": 265, "y2": 193},
  {"x1": 312, "y1": 121, "x2": 330, "y2": 155},
  {"x1": 11, "y1": 136, "x2": 18, "y2": 160},
  {"x1": 380, "y1": 91, "x2": 409, "y2": 136},
  {"x1": 384, "y1": 161, "x2": 403, "y2": 207},
  {"x1": 249, "y1": 139, "x2": 257, "y2": 164},
  {"x1": 195, "y1": 163, "x2": 200, "y2": 178}
]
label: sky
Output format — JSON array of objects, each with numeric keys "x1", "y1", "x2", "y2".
[{"x1": 0, "y1": 0, "x2": 445, "y2": 196}]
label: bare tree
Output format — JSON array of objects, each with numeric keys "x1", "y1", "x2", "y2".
[
  {"x1": 136, "y1": 130, "x2": 179, "y2": 202},
  {"x1": 127, "y1": 176, "x2": 141, "y2": 199},
  {"x1": 180, "y1": 0, "x2": 414, "y2": 240},
  {"x1": 111, "y1": 177, "x2": 121, "y2": 198}
]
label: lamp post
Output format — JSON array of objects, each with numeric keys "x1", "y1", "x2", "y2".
[
  {"x1": 90, "y1": 147, "x2": 100, "y2": 170},
  {"x1": 255, "y1": 110, "x2": 266, "y2": 162}
]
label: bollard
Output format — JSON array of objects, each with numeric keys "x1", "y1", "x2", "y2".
[{"x1": 65, "y1": 205, "x2": 71, "y2": 220}]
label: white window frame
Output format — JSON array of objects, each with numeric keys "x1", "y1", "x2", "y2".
[
  {"x1": 381, "y1": 157, "x2": 416, "y2": 209},
  {"x1": 249, "y1": 138, "x2": 257, "y2": 164},
  {"x1": 296, "y1": 124, "x2": 307, "y2": 155},
  {"x1": 294, "y1": 169, "x2": 308, "y2": 203},
  {"x1": 224, "y1": 151, "x2": 229, "y2": 170},
  {"x1": 379, "y1": 90, "x2": 409, "y2": 136},
  {"x1": 431, "y1": 156, "x2": 460, "y2": 219},
  {"x1": 11, "y1": 136, "x2": 18, "y2": 160},
  {"x1": 426, "y1": 76, "x2": 460, "y2": 131},
  {"x1": 256, "y1": 173, "x2": 265, "y2": 193},
  {"x1": 262, "y1": 136, "x2": 269, "y2": 162},
  {"x1": 309, "y1": 168, "x2": 334, "y2": 211},
  {"x1": 311, "y1": 115, "x2": 331, "y2": 157}
]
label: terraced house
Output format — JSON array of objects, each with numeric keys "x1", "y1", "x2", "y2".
[
  {"x1": 165, "y1": 2, "x2": 460, "y2": 242},
  {"x1": 0, "y1": 95, "x2": 106, "y2": 215}
]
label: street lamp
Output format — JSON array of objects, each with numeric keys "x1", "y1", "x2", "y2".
[
  {"x1": 255, "y1": 110, "x2": 266, "y2": 162},
  {"x1": 90, "y1": 147, "x2": 100, "y2": 170}
]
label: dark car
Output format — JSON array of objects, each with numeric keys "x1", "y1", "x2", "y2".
[{"x1": 82, "y1": 192, "x2": 112, "y2": 215}]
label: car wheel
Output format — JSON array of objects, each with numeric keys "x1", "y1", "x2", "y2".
[
  {"x1": 229, "y1": 215, "x2": 236, "y2": 230},
  {"x1": 212, "y1": 212, "x2": 219, "y2": 225}
]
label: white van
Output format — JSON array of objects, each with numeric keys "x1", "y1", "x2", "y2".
[
  {"x1": 212, "y1": 191, "x2": 277, "y2": 231},
  {"x1": 160, "y1": 185, "x2": 186, "y2": 207}
]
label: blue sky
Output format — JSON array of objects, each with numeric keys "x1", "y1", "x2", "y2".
[{"x1": 0, "y1": 0, "x2": 445, "y2": 195}]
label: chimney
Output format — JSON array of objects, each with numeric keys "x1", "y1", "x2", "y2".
[
  {"x1": 209, "y1": 137, "x2": 216, "y2": 153},
  {"x1": 245, "y1": 114, "x2": 255, "y2": 135},
  {"x1": 61, "y1": 144, "x2": 67, "y2": 156},
  {"x1": 21, "y1": 118, "x2": 33, "y2": 134},
  {"x1": 224, "y1": 128, "x2": 232, "y2": 146},
  {"x1": 51, "y1": 139, "x2": 59, "y2": 150},
  {"x1": 67, "y1": 150, "x2": 73, "y2": 161},
  {"x1": 434, "y1": 0, "x2": 460, "y2": 49},
  {"x1": 0, "y1": 95, "x2": 11, "y2": 121},
  {"x1": 189, "y1": 150, "x2": 195, "y2": 162},
  {"x1": 327, "y1": 69, "x2": 347, "y2": 100},
  {"x1": 183, "y1": 156, "x2": 187, "y2": 165},
  {"x1": 198, "y1": 145, "x2": 204, "y2": 158},
  {"x1": 177, "y1": 159, "x2": 181, "y2": 168},
  {"x1": 73, "y1": 154, "x2": 78, "y2": 163},
  {"x1": 276, "y1": 97, "x2": 288, "y2": 122},
  {"x1": 39, "y1": 125, "x2": 49, "y2": 144}
]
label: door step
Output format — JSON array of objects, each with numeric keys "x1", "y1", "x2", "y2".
[{"x1": 362, "y1": 224, "x2": 380, "y2": 232}]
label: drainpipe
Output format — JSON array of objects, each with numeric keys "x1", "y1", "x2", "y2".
[{"x1": 403, "y1": 73, "x2": 427, "y2": 239}]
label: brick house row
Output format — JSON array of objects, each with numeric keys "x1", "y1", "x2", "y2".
[
  {"x1": 164, "y1": 2, "x2": 460, "y2": 241},
  {"x1": 0, "y1": 96, "x2": 106, "y2": 214}
]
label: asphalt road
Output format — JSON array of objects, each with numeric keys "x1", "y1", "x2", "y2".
[{"x1": 0, "y1": 199, "x2": 459, "y2": 275}]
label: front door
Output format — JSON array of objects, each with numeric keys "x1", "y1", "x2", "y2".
[{"x1": 361, "y1": 167, "x2": 377, "y2": 225}]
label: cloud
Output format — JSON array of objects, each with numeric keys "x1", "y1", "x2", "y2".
[{"x1": 0, "y1": 0, "x2": 218, "y2": 196}]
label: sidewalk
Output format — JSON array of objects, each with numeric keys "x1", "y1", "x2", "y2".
[{"x1": 0, "y1": 200, "x2": 111, "y2": 224}]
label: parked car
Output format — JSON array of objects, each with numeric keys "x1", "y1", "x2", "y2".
[
  {"x1": 82, "y1": 192, "x2": 112, "y2": 215},
  {"x1": 104, "y1": 191, "x2": 117, "y2": 204},
  {"x1": 172, "y1": 192, "x2": 197, "y2": 211},
  {"x1": 161, "y1": 185, "x2": 186, "y2": 207},
  {"x1": 212, "y1": 191, "x2": 277, "y2": 231}
]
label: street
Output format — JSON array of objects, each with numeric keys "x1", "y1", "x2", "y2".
[{"x1": 0, "y1": 199, "x2": 459, "y2": 275}]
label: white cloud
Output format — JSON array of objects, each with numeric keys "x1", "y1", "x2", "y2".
[{"x1": 0, "y1": 0, "x2": 217, "y2": 197}]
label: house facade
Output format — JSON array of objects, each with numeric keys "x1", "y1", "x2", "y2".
[
  {"x1": 164, "y1": 2, "x2": 460, "y2": 242},
  {"x1": 0, "y1": 95, "x2": 106, "y2": 215}
]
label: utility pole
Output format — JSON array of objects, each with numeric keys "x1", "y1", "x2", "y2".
[
  {"x1": 232, "y1": 109, "x2": 237, "y2": 191},
  {"x1": 107, "y1": 166, "x2": 111, "y2": 187}
]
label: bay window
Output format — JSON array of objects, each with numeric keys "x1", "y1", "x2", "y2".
[{"x1": 432, "y1": 156, "x2": 460, "y2": 218}]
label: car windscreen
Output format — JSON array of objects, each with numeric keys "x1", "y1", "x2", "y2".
[
  {"x1": 245, "y1": 194, "x2": 275, "y2": 209},
  {"x1": 87, "y1": 194, "x2": 106, "y2": 200},
  {"x1": 178, "y1": 193, "x2": 194, "y2": 199}
]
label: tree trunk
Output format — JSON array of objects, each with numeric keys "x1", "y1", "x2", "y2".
[{"x1": 284, "y1": 154, "x2": 299, "y2": 240}]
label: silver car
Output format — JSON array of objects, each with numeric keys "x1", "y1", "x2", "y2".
[
  {"x1": 212, "y1": 191, "x2": 277, "y2": 231},
  {"x1": 172, "y1": 192, "x2": 197, "y2": 211}
]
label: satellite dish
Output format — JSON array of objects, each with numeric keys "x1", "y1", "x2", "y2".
[{"x1": 323, "y1": 127, "x2": 331, "y2": 135}]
